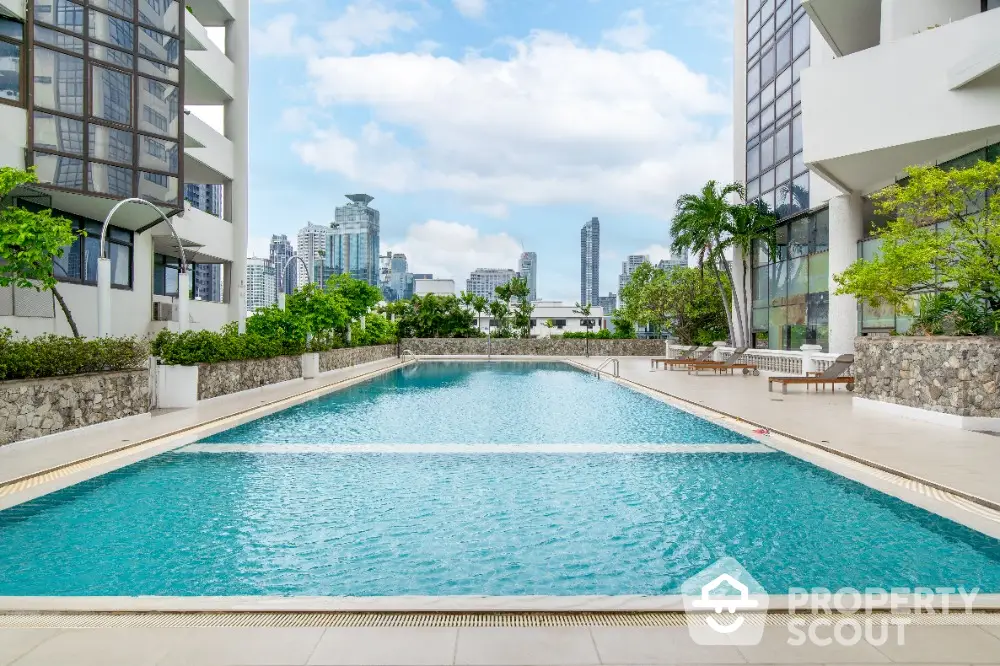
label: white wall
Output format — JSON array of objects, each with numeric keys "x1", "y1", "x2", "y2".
[
  {"x1": 0, "y1": 105, "x2": 25, "y2": 170},
  {"x1": 880, "y1": 0, "x2": 980, "y2": 43}
]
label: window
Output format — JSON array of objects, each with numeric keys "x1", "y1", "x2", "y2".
[
  {"x1": 792, "y1": 16, "x2": 809, "y2": 57},
  {"x1": 35, "y1": 0, "x2": 84, "y2": 33},
  {"x1": 139, "y1": 136, "x2": 178, "y2": 172},
  {"x1": 985, "y1": 0, "x2": 1000, "y2": 10},
  {"x1": 33, "y1": 111, "x2": 84, "y2": 154},
  {"x1": 775, "y1": 31, "x2": 791, "y2": 71},
  {"x1": 139, "y1": 28, "x2": 180, "y2": 65},
  {"x1": 34, "y1": 25, "x2": 84, "y2": 54},
  {"x1": 154, "y1": 253, "x2": 188, "y2": 296},
  {"x1": 34, "y1": 47, "x2": 84, "y2": 116},
  {"x1": 89, "y1": 8, "x2": 134, "y2": 50},
  {"x1": 33, "y1": 151, "x2": 84, "y2": 189},
  {"x1": 48, "y1": 214, "x2": 132, "y2": 287},
  {"x1": 91, "y1": 0, "x2": 134, "y2": 19},
  {"x1": 554, "y1": 319, "x2": 567, "y2": 329},
  {"x1": 139, "y1": 0, "x2": 180, "y2": 35},
  {"x1": 90, "y1": 123, "x2": 133, "y2": 163},
  {"x1": 88, "y1": 162, "x2": 132, "y2": 196},
  {"x1": 91, "y1": 64, "x2": 132, "y2": 124}
]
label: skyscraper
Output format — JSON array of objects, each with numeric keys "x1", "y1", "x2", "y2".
[
  {"x1": 269, "y1": 234, "x2": 296, "y2": 295},
  {"x1": 518, "y1": 252, "x2": 538, "y2": 301},
  {"x1": 596, "y1": 293, "x2": 617, "y2": 314},
  {"x1": 245, "y1": 258, "x2": 276, "y2": 312},
  {"x1": 387, "y1": 252, "x2": 408, "y2": 301},
  {"x1": 619, "y1": 254, "x2": 649, "y2": 292},
  {"x1": 184, "y1": 184, "x2": 223, "y2": 218},
  {"x1": 467, "y1": 268, "x2": 516, "y2": 301},
  {"x1": 326, "y1": 194, "x2": 381, "y2": 285},
  {"x1": 580, "y1": 217, "x2": 600, "y2": 305},
  {"x1": 296, "y1": 223, "x2": 331, "y2": 288}
]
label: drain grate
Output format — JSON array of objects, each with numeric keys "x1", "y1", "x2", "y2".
[{"x1": 1, "y1": 612, "x2": 999, "y2": 629}]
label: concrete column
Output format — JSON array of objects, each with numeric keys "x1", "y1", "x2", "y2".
[
  {"x1": 880, "y1": 0, "x2": 980, "y2": 43},
  {"x1": 277, "y1": 292, "x2": 286, "y2": 310},
  {"x1": 176, "y1": 271, "x2": 190, "y2": 332},
  {"x1": 828, "y1": 193, "x2": 864, "y2": 354},
  {"x1": 97, "y1": 257, "x2": 112, "y2": 337},
  {"x1": 800, "y1": 344, "x2": 823, "y2": 375},
  {"x1": 225, "y1": 6, "x2": 250, "y2": 334},
  {"x1": 731, "y1": 246, "x2": 749, "y2": 347}
]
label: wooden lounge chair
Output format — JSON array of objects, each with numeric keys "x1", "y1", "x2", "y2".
[
  {"x1": 650, "y1": 347, "x2": 714, "y2": 370},
  {"x1": 768, "y1": 354, "x2": 855, "y2": 393},
  {"x1": 686, "y1": 347, "x2": 760, "y2": 376}
]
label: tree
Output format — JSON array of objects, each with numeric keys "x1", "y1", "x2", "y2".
[
  {"x1": 721, "y1": 197, "x2": 777, "y2": 345},
  {"x1": 573, "y1": 302, "x2": 596, "y2": 354},
  {"x1": 621, "y1": 263, "x2": 729, "y2": 344},
  {"x1": 286, "y1": 282, "x2": 349, "y2": 346},
  {"x1": 671, "y1": 180, "x2": 743, "y2": 344},
  {"x1": 488, "y1": 298, "x2": 511, "y2": 337},
  {"x1": 471, "y1": 295, "x2": 489, "y2": 335},
  {"x1": 391, "y1": 294, "x2": 480, "y2": 338},
  {"x1": 834, "y1": 161, "x2": 1000, "y2": 323},
  {"x1": 502, "y1": 276, "x2": 534, "y2": 338},
  {"x1": 325, "y1": 273, "x2": 382, "y2": 321},
  {"x1": 0, "y1": 167, "x2": 81, "y2": 337}
]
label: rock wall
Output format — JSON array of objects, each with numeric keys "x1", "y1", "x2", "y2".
[
  {"x1": 854, "y1": 336, "x2": 1000, "y2": 416},
  {"x1": 401, "y1": 338, "x2": 666, "y2": 356},
  {"x1": 0, "y1": 370, "x2": 150, "y2": 446},
  {"x1": 318, "y1": 345, "x2": 398, "y2": 373},
  {"x1": 197, "y1": 356, "x2": 302, "y2": 401}
]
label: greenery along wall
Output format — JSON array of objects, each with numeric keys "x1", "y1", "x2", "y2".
[
  {"x1": 751, "y1": 206, "x2": 829, "y2": 351},
  {"x1": 857, "y1": 141, "x2": 1000, "y2": 334}
]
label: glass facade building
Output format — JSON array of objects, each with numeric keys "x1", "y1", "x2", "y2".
[
  {"x1": 27, "y1": 0, "x2": 183, "y2": 205},
  {"x1": 327, "y1": 194, "x2": 380, "y2": 286},
  {"x1": 580, "y1": 217, "x2": 600, "y2": 306}
]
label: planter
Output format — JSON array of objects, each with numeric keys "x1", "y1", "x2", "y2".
[
  {"x1": 156, "y1": 364, "x2": 199, "y2": 408},
  {"x1": 301, "y1": 352, "x2": 320, "y2": 379}
]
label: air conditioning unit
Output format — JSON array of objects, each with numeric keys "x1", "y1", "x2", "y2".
[{"x1": 153, "y1": 302, "x2": 174, "y2": 321}]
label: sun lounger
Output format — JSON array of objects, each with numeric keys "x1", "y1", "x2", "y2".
[
  {"x1": 650, "y1": 347, "x2": 714, "y2": 370},
  {"x1": 768, "y1": 354, "x2": 855, "y2": 393},
  {"x1": 686, "y1": 347, "x2": 760, "y2": 376}
]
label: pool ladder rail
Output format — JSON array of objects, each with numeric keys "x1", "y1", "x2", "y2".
[
  {"x1": 402, "y1": 349, "x2": 419, "y2": 363},
  {"x1": 593, "y1": 357, "x2": 620, "y2": 378}
]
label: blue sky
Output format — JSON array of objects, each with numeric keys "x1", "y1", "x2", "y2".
[{"x1": 244, "y1": 0, "x2": 734, "y2": 302}]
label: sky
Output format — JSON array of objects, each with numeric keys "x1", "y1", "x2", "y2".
[{"x1": 238, "y1": 0, "x2": 734, "y2": 302}]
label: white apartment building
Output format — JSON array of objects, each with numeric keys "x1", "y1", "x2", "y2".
[
  {"x1": 619, "y1": 254, "x2": 650, "y2": 293},
  {"x1": 245, "y1": 257, "x2": 276, "y2": 314},
  {"x1": 0, "y1": 0, "x2": 249, "y2": 338},
  {"x1": 471, "y1": 302, "x2": 605, "y2": 336},
  {"x1": 296, "y1": 222, "x2": 330, "y2": 288},
  {"x1": 466, "y1": 268, "x2": 516, "y2": 302},
  {"x1": 413, "y1": 278, "x2": 455, "y2": 297},
  {"x1": 734, "y1": 0, "x2": 1000, "y2": 354}
]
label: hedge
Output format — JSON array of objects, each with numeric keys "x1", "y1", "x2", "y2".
[
  {"x1": 151, "y1": 329, "x2": 313, "y2": 366},
  {"x1": 0, "y1": 329, "x2": 148, "y2": 381}
]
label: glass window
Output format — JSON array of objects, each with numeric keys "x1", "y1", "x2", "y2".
[
  {"x1": 90, "y1": 42, "x2": 133, "y2": 68},
  {"x1": 775, "y1": 89, "x2": 791, "y2": 118},
  {"x1": 775, "y1": 223, "x2": 789, "y2": 261},
  {"x1": 761, "y1": 13, "x2": 774, "y2": 43},
  {"x1": 88, "y1": 161, "x2": 132, "y2": 196},
  {"x1": 139, "y1": 28, "x2": 180, "y2": 65},
  {"x1": 138, "y1": 77, "x2": 179, "y2": 137},
  {"x1": 139, "y1": 135, "x2": 178, "y2": 173},
  {"x1": 808, "y1": 251, "x2": 828, "y2": 293},
  {"x1": 775, "y1": 123, "x2": 790, "y2": 161},
  {"x1": 775, "y1": 183, "x2": 791, "y2": 218},
  {"x1": 91, "y1": 64, "x2": 131, "y2": 125},
  {"x1": 791, "y1": 114, "x2": 803, "y2": 153},
  {"x1": 33, "y1": 47, "x2": 84, "y2": 116},
  {"x1": 89, "y1": 123, "x2": 133, "y2": 164},
  {"x1": 747, "y1": 146, "x2": 760, "y2": 179},
  {"x1": 53, "y1": 230, "x2": 81, "y2": 280},
  {"x1": 988, "y1": 143, "x2": 1000, "y2": 162},
  {"x1": 35, "y1": 0, "x2": 84, "y2": 33},
  {"x1": 753, "y1": 308, "x2": 769, "y2": 332},
  {"x1": 747, "y1": 114, "x2": 760, "y2": 139},
  {"x1": 788, "y1": 216, "x2": 809, "y2": 258},
  {"x1": 791, "y1": 172, "x2": 809, "y2": 213},
  {"x1": 33, "y1": 151, "x2": 84, "y2": 189},
  {"x1": 988, "y1": 0, "x2": 1000, "y2": 9},
  {"x1": 776, "y1": 157, "x2": 791, "y2": 185},
  {"x1": 791, "y1": 80, "x2": 801, "y2": 106},
  {"x1": 89, "y1": 8, "x2": 134, "y2": 49},
  {"x1": 760, "y1": 102, "x2": 775, "y2": 127},
  {"x1": 0, "y1": 41, "x2": 20, "y2": 103},
  {"x1": 810, "y1": 207, "x2": 829, "y2": 253},
  {"x1": 91, "y1": 0, "x2": 134, "y2": 19},
  {"x1": 138, "y1": 57, "x2": 178, "y2": 82},
  {"x1": 792, "y1": 16, "x2": 809, "y2": 57},
  {"x1": 749, "y1": 10, "x2": 761, "y2": 35},
  {"x1": 792, "y1": 150, "x2": 805, "y2": 176},
  {"x1": 139, "y1": 170, "x2": 179, "y2": 203},
  {"x1": 0, "y1": 17, "x2": 21, "y2": 40},
  {"x1": 762, "y1": 0, "x2": 774, "y2": 17},
  {"x1": 776, "y1": 31, "x2": 791, "y2": 71},
  {"x1": 747, "y1": 177, "x2": 760, "y2": 199},
  {"x1": 761, "y1": 166, "x2": 775, "y2": 192},
  {"x1": 747, "y1": 63, "x2": 760, "y2": 98},
  {"x1": 753, "y1": 265, "x2": 769, "y2": 308},
  {"x1": 139, "y1": 1, "x2": 179, "y2": 35},
  {"x1": 748, "y1": 32, "x2": 761, "y2": 58},
  {"x1": 761, "y1": 135, "x2": 775, "y2": 169},
  {"x1": 760, "y1": 80, "x2": 775, "y2": 107},
  {"x1": 776, "y1": 0, "x2": 791, "y2": 26},
  {"x1": 34, "y1": 26, "x2": 84, "y2": 53},
  {"x1": 775, "y1": 66, "x2": 791, "y2": 94},
  {"x1": 33, "y1": 111, "x2": 84, "y2": 155},
  {"x1": 109, "y1": 239, "x2": 130, "y2": 286},
  {"x1": 792, "y1": 50, "x2": 809, "y2": 81},
  {"x1": 154, "y1": 253, "x2": 180, "y2": 296},
  {"x1": 761, "y1": 47, "x2": 775, "y2": 82},
  {"x1": 769, "y1": 305, "x2": 787, "y2": 349},
  {"x1": 788, "y1": 256, "x2": 808, "y2": 296},
  {"x1": 748, "y1": 94, "x2": 760, "y2": 118}
]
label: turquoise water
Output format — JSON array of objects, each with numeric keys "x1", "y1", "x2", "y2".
[{"x1": 2, "y1": 361, "x2": 1000, "y2": 596}]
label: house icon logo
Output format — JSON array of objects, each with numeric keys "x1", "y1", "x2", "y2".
[{"x1": 682, "y1": 558, "x2": 768, "y2": 646}]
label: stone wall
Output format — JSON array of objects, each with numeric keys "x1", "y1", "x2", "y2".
[
  {"x1": 854, "y1": 336, "x2": 1000, "y2": 416},
  {"x1": 197, "y1": 356, "x2": 302, "y2": 401},
  {"x1": 401, "y1": 338, "x2": 666, "y2": 356},
  {"x1": 0, "y1": 370, "x2": 150, "y2": 446},
  {"x1": 318, "y1": 345, "x2": 398, "y2": 373}
]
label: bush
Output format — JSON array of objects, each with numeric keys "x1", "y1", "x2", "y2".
[
  {"x1": 350, "y1": 312, "x2": 397, "y2": 346},
  {"x1": 0, "y1": 328, "x2": 148, "y2": 381},
  {"x1": 558, "y1": 329, "x2": 613, "y2": 339},
  {"x1": 152, "y1": 328, "x2": 304, "y2": 365},
  {"x1": 910, "y1": 292, "x2": 1000, "y2": 336}
]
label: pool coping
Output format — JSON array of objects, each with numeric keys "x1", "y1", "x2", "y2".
[{"x1": 4, "y1": 356, "x2": 1000, "y2": 612}]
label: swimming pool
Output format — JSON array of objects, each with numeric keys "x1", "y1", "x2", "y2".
[{"x1": 2, "y1": 361, "x2": 999, "y2": 597}]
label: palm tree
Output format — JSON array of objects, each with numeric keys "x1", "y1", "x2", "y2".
[
  {"x1": 671, "y1": 180, "x2": 743, "y2": 344},
  {"x1": 722, "y1": 198, "x2": 778, "y2": 346}
]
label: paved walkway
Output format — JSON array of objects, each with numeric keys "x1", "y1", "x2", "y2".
[{"x1": 576, "y1": 356, "x2": 1000, "y2": 508}]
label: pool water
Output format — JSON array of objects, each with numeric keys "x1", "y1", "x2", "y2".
[{"x1": 2, "y1": 362, "x2": 999, "y2": 596}]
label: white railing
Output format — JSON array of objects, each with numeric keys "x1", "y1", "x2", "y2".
[{"x1": 712, "y1": 346, "x2": 848, "y2": 376}]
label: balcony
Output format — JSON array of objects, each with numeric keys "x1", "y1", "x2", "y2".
[
  {"x1": 801, "y1": 0, "x2": 880, "y2": 57},
  {"x1": 167, "y1": 205, "x2": 234, "y2": 263},
  {"x1": 184, "y1": 111, "x2": 234, "y2": 182},
  {"x1": 185, "y1": 0, "x2": 235, "y2": 27},
  {"x1": 801, "y1": 8, "x2": 1000, "y2": 194},
  {"x1": 183, "y1": 20, "x2": 234, "y2": 105}
]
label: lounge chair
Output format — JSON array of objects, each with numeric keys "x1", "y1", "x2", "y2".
[
  {"x1": 686, "y1": 347, "x2": 760, "y2": 376},
  {"x1": 768, "y1": 354, "x2": 855, "y2": 394},
  {"x1": 650, "y1": 347, "x2": 714, "y2": 370}
]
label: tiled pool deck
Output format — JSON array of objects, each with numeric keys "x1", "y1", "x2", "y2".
[{"x1": 3, "y1": 355, "x2": 1000, "y2": 665}]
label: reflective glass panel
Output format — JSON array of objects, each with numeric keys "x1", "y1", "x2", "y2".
[
  {"x1": 776, "y1": 0, "x2": 791, "y2": 26},
  {"x1": 91, "y1": 0, "x2": 133, "y2": 19},
  {"x1": 88, "y1": 161, "x2": 133, "y2": 197},
  {"x1": 761, "y1": 47, "x2": 775, "y2": 82},
  {"x1": 91, "y1": 64, "x2": 131, "y2": 124},
  {"x1": 139, "y1": 170, "x2": 178, "y2": 203},
  {"x1": 747, "y1": 145, "x2": 760, "y2": 179},
  {"x1": 33, "y1": 151, "x2": 84, "y2": 189},
  {"x1": 33, "y1": 111, "x2": 84, "y2": 155},
  {"x1": 792, "y1": 17, "x2": 809, "y2": 56},
  {"x1": 748, "y1": 32, "x2": 760, "y2": 58},
  {"x1": 761, "y1": 12, "x2": 774, "y2": 42},
  {"x1": 89, "y1": 8, "x2": 134, "y2": 49},
  {"x1": 776, "y1": 31, "x2": 791, "y2": 71},
  {"x1": 109, "y1": 241, "x2": 130, "y2": 286},
  {"x1": 0, "y1": 42, "x2": 19, "y2": 102},
  {"x1": 776, "y1": 66, "x2": 791, "y2": 93},
  {"x1": 138, "y1": 57, "x2": 178, "y2": 82},
  {"x1": 139, "y1": 1, "x2": 180, "y2": 35},
  {"x1": 776, "y1": 157, "x2": 791, "y2": 185},
  {"x1": 761, "y1": 166, "x2": 775, "y2": 191},
  {"x1": 90, "y1": 42, "x2": 133, "y2": 68},
  {"x1": 769, "y1": 305, "x2": 787, "y2": 349},
  {"x1": 791, "y1": 114, "x2": 803, "y2": 153},
  {"x1": 775, "y1": 123, "x2": 790, "y2": 161},
  {"x1": 753, "y1": 266, "x2": 769, "y2": 308},
  {"x1": 33, "y1": 47, "x2": 84, "y2": 116},
  {"x1": 35, "y1": 0, "x2": 84, "y2": 33},
  {"x1": 0, "y1": 17, "x2": 22, "y2": 39},
  {"x1": 775, "y1": 89, "x2": 791, "y2": 118},
  {"x1": 808, "y1": 251, "x2": 828, "y2": 293},
  {"x1": 139, "y1": 135, "x2": 178, "y2": 173},
  {"x1": 788, "y1": 216, "x2": 809, "y2": 258},
  {"x1": 792, "y1": 150, "x2": 805, "y2": 176},
  {"x1": 792, "y1": 50, "x2": 809, "y2": 81},
  {"x1": 748, "y1": 114, "x2": 760, "y2": 139},
  {"x1": 34, "y1": 26, "x2": 84, "y2": 53},
  {"x1": 760, "y1": 80, "x2": 775, "y2": 106},
  {"x1": 810, "y1": 207, "x2": 829, "y2": 253},
  {"x1": 53, "y1": 233, "x2": 81, "y2": 280},
  {"x1": 791, "y1": 172, "x2": 809, "y2": 213},
  {"x1": 138, "y1": 77, "x2": 179, "y2": 137},
  {"x1": 89, "y1": 123, "x2": 133, "y2": 164},
  {"x1": 749, "y1": 10, "x2": 760, "y2": 35},
  {"x1": 139, "y1": 28, "x2": 180, "y2": 65},
  {"x1": 760, "y1": 102, "x2": 775, "y2": 127},
  {"x1": 748, "y1": 62, "x2": 760, "y2": 97},
  {"x1": 761, "y1": 135, "x2": 774, "y2": 169},
  {"x1": 748, "y1": 94, "x2": 760, "y2": 118}
]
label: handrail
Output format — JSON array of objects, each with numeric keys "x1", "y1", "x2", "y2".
[
  {"x1": 402, "y1": 349, "x2": 418, "y2": 363},
  {"x1": 594, "y1": 357, "x2": 620, "y2": 378}
]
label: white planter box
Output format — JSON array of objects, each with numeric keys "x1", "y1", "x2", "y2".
[
  {"x1": 853, "y1": 396, "x2": 1000, "y2": 432},
  {"x1": 301, "y1": 353, "x2": 320, "y2": 379},
  {"x1": 156, "y1": 364, "x2": 199, "y2": 408}
]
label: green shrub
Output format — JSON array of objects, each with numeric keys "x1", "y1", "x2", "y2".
[
  {"x1": 152, "y1": 328, "x2": 307, "y2": 366},
  {"x1": 558, "y1": 329, "x2": 613, "y2": 339},
  {"x1": 0, "y1": 328, "x2": 148, "y2": 381},
  {"x1": 910, "y1": 292, "x2": 1000, "y2": 336},
  {"x1": 350, "y1": 312, "x2": 397, "y2": 346}
]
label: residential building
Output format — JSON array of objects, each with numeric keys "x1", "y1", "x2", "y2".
[
  {"x1": 466, "y1": 268, "x2": 516, "y2": 302},
  {"x1": 296, "y1": 223, "x2": 330, "y2": 288},
  {"x1": 385, "y1": 252, "x2": 408, "y2": 302},
  {"x1": 596, "y1": 293, "x2": 617, "y2": 314},
  {"x1": 518, "y1": 252, "x2": 538, "y2": 301},
  {"x1": 184, "y1": 183, "x2": 222, "y2": 218},
  {"x1": 580, "y1": 217, "x2": 600, "y2": 305},
  {"x1": 245, "y1": 258, "x2": 276, "y2": 313},
  {"x1": 735, "y1": 0, "x2": 1000, "y2": 353},
  {"x1": 0, "y1": 1, "x2": 249, "y2": 337},
  {"x1": 472, "y1": 302, "x2": 605, "y2": 336},
  {"x1": 325, "y1": 194, "x2": 380, "y2": 285},
  {"x1": 619, "y1": 254, "x2": 650, "y2": 292},
  {"x1": 405, "y1": 273, "x2": 432, "y2": 300},
  {"x1": 414, "y1": 279, "x2": 455, "y2": 296},
  {"x1": 192, "y1": 264, "x2": 222, "y2": 302},
  {"x1": 269, "y1": 234, "x2": 296, "y2": 296},
  {"x1": 656, "y1": 256, "x2": 686, "y2": 272}
]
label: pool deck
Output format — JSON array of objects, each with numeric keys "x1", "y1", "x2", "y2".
[{"x1": 4, "y1": 354, "x2": 1000, "y2": 664}]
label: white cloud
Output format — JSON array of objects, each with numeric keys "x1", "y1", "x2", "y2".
[
  {"x1": 292, "y1": 30, "x2": 732, "y2": 219},
  {"x1": 453, "y1": 0, "x2": 487, "y2": 19},
  {"x1": 633, "y1": 244, "x2": 674, "y2": 263},
  {"x1": 601, "y1": 9, "x2": 652, "y2": 51},
  {"x1": 251, "y1": 2, "x2": 416, "y2": 57},
  {"x1": 248, "y1": 236, "x2": 273, "y2": 259},
  {"x1": 384, "y1": 220, "x2": 523, "y2": 282}
]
